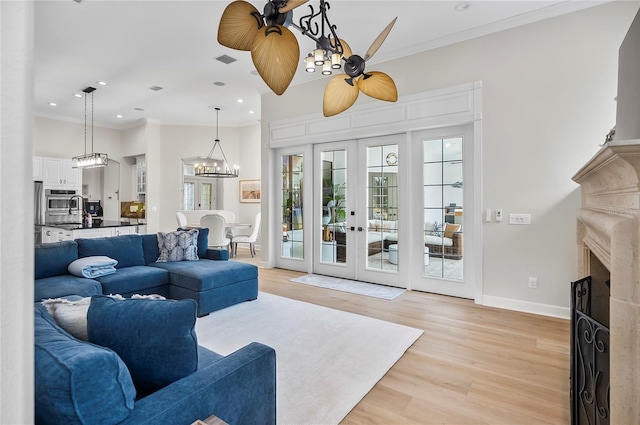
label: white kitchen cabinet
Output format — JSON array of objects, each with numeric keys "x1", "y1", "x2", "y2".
[
  {"x1": 72, "y1": 228, "x2": 115, "y2": 239},
  {"x1": 33, "y1": 156, "x2": 44, "y2": 181},
  {"x1": 41, "y1": 225, "x2": 138, "y2": 243},
  {"x1": 135, "y1": 155, "x2": 146, "y2": 196},
  {"x1": 41, "y1": 227, "x2": 73, "y2": 243},
  {"x1": 44, "y1": 157, "x2": 81, "y2": 188},
  {"x1": 113, "y1": 226, "x2": 137, "y2": 236}
]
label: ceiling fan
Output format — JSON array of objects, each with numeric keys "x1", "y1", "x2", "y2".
[
  {"x1": 322, "y1": 17, "x2": 398, "y2": 117},
  {"x1": 217, "y1": 0, "x2": 398, "y2": 117}
]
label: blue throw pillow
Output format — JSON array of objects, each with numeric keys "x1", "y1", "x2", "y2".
[
  {"x1": 87, "y1": 295, "x2": 198, "y2": 394},
  {"x1": 34, "y1": 305, "x2": 136, "y2": 424}
]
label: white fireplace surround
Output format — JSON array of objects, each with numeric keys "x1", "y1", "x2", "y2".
[{"x1": 572, "y1": 139, "x2": 640, "y2": 424}]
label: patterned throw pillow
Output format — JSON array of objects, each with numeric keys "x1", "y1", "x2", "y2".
[
  {"x1": 156, "y1": 229, "x2": 199, "y2": 262},
  {"x1": 431, "y1": 222, "x2": 443, "y2": 237}
]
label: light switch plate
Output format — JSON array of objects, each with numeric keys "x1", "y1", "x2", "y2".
[{"x1": 509, "y1": 213, "x2": 531, "y2": 225}]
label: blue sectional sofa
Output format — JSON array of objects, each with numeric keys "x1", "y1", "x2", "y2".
[
  {"x1": 35, "y1": 297, "x2": 276, "y2": 425},
  {"x1": 34, "y1": 230, "x2": 258, "y2": 316},
  {"x1": 34, "y1": 230, "x2": 276, "y2": 425}
]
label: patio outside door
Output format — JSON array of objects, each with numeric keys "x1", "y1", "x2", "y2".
[
  {"x1": 313, "y1": 136, "x2": 405, "y2": 288},
  {"x1": 410, "y1": 125, "x2": 477, "y2": 299}
]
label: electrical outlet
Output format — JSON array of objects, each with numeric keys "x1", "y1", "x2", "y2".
[
  {"x1": 528, "y1": 277, "x2": 538, "y2": 288},
  {"x1": 495, "y1": 209, "x2": 503, "y2": 222}
]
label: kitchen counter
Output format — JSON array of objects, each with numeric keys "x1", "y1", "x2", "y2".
[
  {"x1": 42, "y1": 220, "x2": 137, "y2": 231},
  {"x1": 39, "y1": 221, "x2": 139, "y2": 243}
]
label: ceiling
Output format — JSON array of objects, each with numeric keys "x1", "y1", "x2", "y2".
[{"x1": 33, "y1": 0, "x2": 607, "y2": 129}]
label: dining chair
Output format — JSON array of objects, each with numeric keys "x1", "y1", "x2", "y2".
[
  {"x1": 176, "y1": 211, "x2": 187, "y2": 228},
  {"x1": 218, "y1": 210, "x2": 236, "y2": 239},
  {"x1": 231, "y1": 212, "x2": 261, "y2": 257},
  {"x1": 200, "y1": 214, "x2": 230, "y2": 251}
]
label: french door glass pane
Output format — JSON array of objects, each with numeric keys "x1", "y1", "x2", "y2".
[
  {"x1": 320, "y1": 150, "x2": 347, "y2": 264},
  {"x1": 423, "y1": 137, "x2": 463, "y2": 280},
  {"x1": 366, "y1": 144, "x2": 398, "y2": 271},
  {"x1": 281, "y1": 154, "x2": 304, "y2": 259},
  {"x1": 200, "y1": 183, "x2": 213, "y2": 210},
  {"x1": 183, "y1": 182, "x2": 195, "y2": 210}
]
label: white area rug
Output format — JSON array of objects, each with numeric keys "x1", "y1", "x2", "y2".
[
  {"x1": 290, "y1": 274, "x2": 405, "y2": 300},
  {"x1": 195, "y1": 292, "x2": 422, "y2": 425}
]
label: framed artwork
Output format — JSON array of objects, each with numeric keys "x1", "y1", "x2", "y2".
[{"x1": 239, "y1": 179, "x2": 261, "y2": 203}]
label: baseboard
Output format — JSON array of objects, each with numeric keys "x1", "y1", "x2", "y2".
[{"x1": 482, "y1": 295, "x2": 570, "y2": 319}]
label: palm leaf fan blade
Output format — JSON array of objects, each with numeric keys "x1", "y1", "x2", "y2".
[
  {"x1": 218, "y1": 0, "x2": 262, "y2": 51},
  {"x1": 364, "y1": 17, "x2": 397, "y2": 61},
  {"x1": 279, "y1": 0, "x2": 309, "y2": 13},
  {"x1": 323, "y1": 74, "x2": 360, "y2": 117},
  {"x1": 357, "y1": 72, "x2": 398, "y2": 102},
  {"x1": 251, "y1": 25, "x2": 300, "y2": 95}
]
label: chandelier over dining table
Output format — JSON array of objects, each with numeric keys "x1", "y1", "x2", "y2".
[
  {"x1": 194, "y1": 107, "x2": 239, "y2": 178},
  {"x1": 217, "y1": 0, "x2": 398, "y2": 117}
]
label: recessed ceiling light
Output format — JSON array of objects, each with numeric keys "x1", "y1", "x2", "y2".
[
  {"x1": 148, "y1": 86, "x2": 163, "y2": 91},
  {"x1": 48, "y1": 102, "x2": 57, "y2": 106},
  {"x1": 73, "y1": 93, "x2": 82, "y2": 98},
  {"x1": 134, "y1": 107, "x2": 145, "y2": 111},
  {"x1": 454, "y1": 2, "x2": 471, "y2": 12},
  {"x1": 213, "y1": 81, "x2": 226, "y2": 87},
  {"x1": 237, "y1": 99, "x2": 243, "y2": 103},
  {"x1": 116, "y1": 114, "x2": 123, "y2": 118},
  {"x1": 96, "y1": 81, "x2": 107, "y2": 86},
  {"x1": 249, "y1": 110, "x2": 255, "y2": 114}
]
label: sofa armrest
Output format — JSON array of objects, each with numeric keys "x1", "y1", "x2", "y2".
[
  {"x1": 121, "y1": 342, "x2": 276, "y2": 425},
  {"x1": 452, "y1": 231, "x2": 463, "y2": 246},
  {"x1": 205, "y1": 249, "x2": 229, "y2": 261}
]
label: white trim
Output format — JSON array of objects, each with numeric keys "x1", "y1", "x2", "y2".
[
  {"x1": 482, "y1": 295, "x2": 571, "y2": 320},
  {"x1": 269, "y1": 82, "x2": 479, "y2": 148}
]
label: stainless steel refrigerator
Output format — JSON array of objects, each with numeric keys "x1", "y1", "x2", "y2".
[{"x1": 34, "y1": 181, "x2": 44, "y2": 244}]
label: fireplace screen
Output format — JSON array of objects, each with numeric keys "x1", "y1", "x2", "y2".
[{"x1": 571, "y1": 276, "x2": 610, "y2": 425}]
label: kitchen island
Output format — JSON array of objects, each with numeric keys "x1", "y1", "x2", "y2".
[{"x1": 39, "y1": 220, "x2": 138, "y2": 243}]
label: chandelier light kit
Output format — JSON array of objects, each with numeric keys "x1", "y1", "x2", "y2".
[
  {"x1": 217, "y1": 0, "x2": 398, "y2": 117},
  {"x1": 195, "y1": 107, "x2": 239, "y2": 178},
  {"x1": 71, "y1": 87, "x2": 108, "y2": 169}
]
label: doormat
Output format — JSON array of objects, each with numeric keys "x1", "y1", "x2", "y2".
[{"x1": 290, "y1": 274, "x2": 405, "y2": 300}]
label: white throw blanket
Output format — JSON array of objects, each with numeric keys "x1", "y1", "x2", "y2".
[{"x1": 68, "y1": 256, "x2": 118, "y2": 278}]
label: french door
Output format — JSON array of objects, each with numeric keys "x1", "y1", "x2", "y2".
[
  {"x1": 410, "y1": 125, "x2": 477, "y2": 299},
  {"x1": 313, "y1": 135, "x2": 407, "y2": 288},
  {"x1": 183, "y1": 178, "x2": 216, "y2": 210}
]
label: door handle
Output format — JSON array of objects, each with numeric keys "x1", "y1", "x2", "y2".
[
  {"x1": 350, "y1": 226, "x2": 355, "y2": 231},
  {"x1": 358, "y1": 227, "x2": 363, "y2": 232}
]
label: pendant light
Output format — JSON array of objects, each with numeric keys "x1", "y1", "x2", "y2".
[
  {"x1": 194, "y1": 107, "x2": 239, "y2": 178},
  {"x1": 71, "y1": 86, "x2": 108, "y2": 168}
]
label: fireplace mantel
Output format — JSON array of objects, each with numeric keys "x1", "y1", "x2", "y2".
[{"x1": 572, "y1": 138, "x2": 640, "y2": 424}]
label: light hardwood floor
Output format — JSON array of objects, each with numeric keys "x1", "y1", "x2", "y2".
[{"x1": 232, "y1": 250, "x2": 570, "y2": 424}]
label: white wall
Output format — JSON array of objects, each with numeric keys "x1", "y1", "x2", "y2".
[
  {"x1": 260, "y1": 2, "x2": 638, "y2": 313},
  {"x1": 1, "y1": 1, "x2": 34, "y2": 423},
  {"x1": 238, "y1": 124, "x2": 262, "y2": 226},
  {"x1": 142, "y1": 122, "x2": 261, "y2": 233}
]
